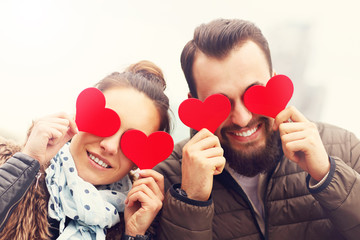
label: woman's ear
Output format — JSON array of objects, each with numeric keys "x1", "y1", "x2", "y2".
[{"x1": 272, "y1": 70, "x2": 277, "y2": 77}]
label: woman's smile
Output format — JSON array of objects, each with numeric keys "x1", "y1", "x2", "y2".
[
  {"x1": 70, "y1": 87, "x2": 161, "y2": 185},
  {"x1": 87, "y1": 151, "x2": 111, "y2": 169}
]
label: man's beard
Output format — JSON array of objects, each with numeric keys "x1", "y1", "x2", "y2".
[{"x1": 220, "y1": 117, "x2": 283, "y2": 177}]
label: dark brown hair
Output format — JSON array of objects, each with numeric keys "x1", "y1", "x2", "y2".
[
  {"x1": 95, "y1": 60, "x2": 171, "y2": 133},
  {"x1": 181, "y1": 18, "x2": 273, "y2": 98}
]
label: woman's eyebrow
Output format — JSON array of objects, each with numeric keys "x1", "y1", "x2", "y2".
[
  {"x1": 120, "y1": 128, "x2": 136, "y2": 139},
  {"x1": 245, "y1": 81, "x2": 263, "y2": 92}
]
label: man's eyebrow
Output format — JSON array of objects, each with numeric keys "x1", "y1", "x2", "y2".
[
  {"x1": 217, "y1": 93, "x2": 230, "y2": 100},
  {"x1": 245, "y1": 81, "x2": 264, "y2": 92}
]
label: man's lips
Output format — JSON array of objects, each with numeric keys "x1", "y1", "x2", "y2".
[
  {"x1": 231, "y1": 125, "x2": 259, "y2": 137},
  {"x1": 226, "y1": 123, "x2": 262, "y2": 141}
]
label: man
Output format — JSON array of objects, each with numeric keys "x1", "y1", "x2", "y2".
[{"x1": 153, "y1": 18, "x2": 360, "y2": 239}]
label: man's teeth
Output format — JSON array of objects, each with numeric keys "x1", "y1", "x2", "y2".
[
  {"x1": 88, "y1": 153, "x2": 109, "y2": 168},
  {"x1": 234, "y1": 127, "x2": 258, "y2": 137}
]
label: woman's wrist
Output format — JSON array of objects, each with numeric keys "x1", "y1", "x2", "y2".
[
  {"x1": 122, "y1": 232, "x2": 151, "y2": 240},
  {"x1": 125, "y1": 227, "x2": 145, "y2": 237}
]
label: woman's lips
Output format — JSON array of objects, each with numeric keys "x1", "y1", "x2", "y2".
[{"x1": 87, "y1": 151, "x2": 111, "y2": 168}]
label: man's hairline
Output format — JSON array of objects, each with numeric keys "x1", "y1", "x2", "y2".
[{"x1": 190, "y1": 40, "x2": 272, "y2": 98}]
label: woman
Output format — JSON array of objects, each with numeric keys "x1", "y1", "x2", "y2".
[{"x1": 0, "y1": 60, "x2": 171, "y2": 240}]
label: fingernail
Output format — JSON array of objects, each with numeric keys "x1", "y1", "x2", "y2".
[{"x1": 133, "y1": 168, "x2": 140, "y2": 179}]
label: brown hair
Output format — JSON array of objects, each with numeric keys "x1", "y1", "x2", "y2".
[
  {"x1": 0, "y1": 137, "x2": 21, "y2": 164},
  {"x1": 95, "y1": 60, "x2": 171, "y2": 133},
  {"x1": 181, "y1": 18, "x2": 273, "y2": 98}
]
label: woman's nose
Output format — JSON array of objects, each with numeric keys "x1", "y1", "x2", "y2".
[{"x1": 99, "y1": 132, "x2": 122, "y2": 155}]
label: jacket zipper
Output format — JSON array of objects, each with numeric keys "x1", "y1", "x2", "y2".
[
  {"x1": 216, "y1": 170, "x2": 265, "y2": 240},
  {"x1": 238, "y1": 186, "x2": 265, "y2": 240},
  {"x1": 263, "y1": 156, "x2": 283, "y2": 240}
]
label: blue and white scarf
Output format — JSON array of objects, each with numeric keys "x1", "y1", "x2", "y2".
[{"x1": 45, "y1": 143, "x2": 132, "y2": 240}]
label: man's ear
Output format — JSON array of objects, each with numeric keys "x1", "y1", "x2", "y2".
[{"x1": 187, "y1": 92, "x2": 193, "y2": 99}]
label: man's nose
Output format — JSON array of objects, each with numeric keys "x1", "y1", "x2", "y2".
[{"x1": 230, "y1": 100, "x2": 253, "y2": 127}]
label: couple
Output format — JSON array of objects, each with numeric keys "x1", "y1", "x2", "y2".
[{"x1": 1, "y1": 18, "x2": 360, "y2": 240}]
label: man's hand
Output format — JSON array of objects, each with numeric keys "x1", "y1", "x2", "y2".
[
  {"x1": 22, "y1": 112, "x2": 78, "y2": 166},
  {"x1": 181, "y1": 128, "x2": 225, "y2": 201},
  {"x1": 273, "y1": 106, "x2": 330, "y2": 181}
]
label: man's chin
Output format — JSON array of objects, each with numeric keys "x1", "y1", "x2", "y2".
[
  {"x1": 223, "y1": 131, "x2": 282, "y2": 177},
  {"x1": 225, "y1": 140, "x2": 266, "y2": 156}
]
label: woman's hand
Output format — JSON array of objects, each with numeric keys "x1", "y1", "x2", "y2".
[
  {"x1": 22, "y1": 112, "x2": 78, "y2": 166},
  {"x1": 124, "y1": 169, "x2": 164, "y2": 236}
]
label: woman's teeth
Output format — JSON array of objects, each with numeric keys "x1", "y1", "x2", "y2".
[
  {"x1": 234, "y1": 126, "x2": 258, "y2": 137},
  {"x1": 88, "y1": 153, "x2": 109, "y2": 168}
]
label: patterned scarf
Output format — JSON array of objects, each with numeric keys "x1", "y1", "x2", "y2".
[{"x1": 45, "y1": 143, "x2": 132, "y2": 240}]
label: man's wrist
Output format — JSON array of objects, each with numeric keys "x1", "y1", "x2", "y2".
[
  {"x1": 310, "y1": 156, "x2": 331, "y2": 182},
  {"x1": 175, "y1": 187, "x2": 188, "y2": 197}
]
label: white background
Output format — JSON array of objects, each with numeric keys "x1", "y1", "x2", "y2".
[{"x1": 1, "y1": 0, "x2": 360, "y2": 144}]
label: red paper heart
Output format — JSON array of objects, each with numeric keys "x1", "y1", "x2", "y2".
[
  {"x1": 178, "y1": 94, "x2": 231, "y2": 133},
  {"x1": 75, "y1": 87, "x2": 121, "y2": 137},
  {"x1": 243, "y1": 75, "x2": 294, "y2": 118},
  {"x1": 120, "y1": 130, "x2": 174, "y2": 169}
]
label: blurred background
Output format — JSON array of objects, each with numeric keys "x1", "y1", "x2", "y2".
[{"x1": 1, "y1": 0, "x2": 360, "y2": 144}]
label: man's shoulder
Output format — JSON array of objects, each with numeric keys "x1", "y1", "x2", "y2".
[
  {"x1": 154, "y1": 138, "x2": 189, "y2": 174},
  {"x1": 316, "y1": 122, "x2": 357, "y2": 145},
  {"x1": 153, "y1": 138, "x2": 190, "y2": 190},
  {"x1": 316, "y1": 122, "x2": 360, "y2": 163}
]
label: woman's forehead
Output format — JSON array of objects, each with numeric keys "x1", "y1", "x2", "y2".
[{"x1": 104, "y1": 87, "x2": 161, "y2": 134}]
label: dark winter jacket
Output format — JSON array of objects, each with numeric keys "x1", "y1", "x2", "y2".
[
  {"x1": 153, "y1": 122, "x2": 360, "y2": 240},
  {"x1": 0, "y1": 153, "x2": 40, "y2": 231}
]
